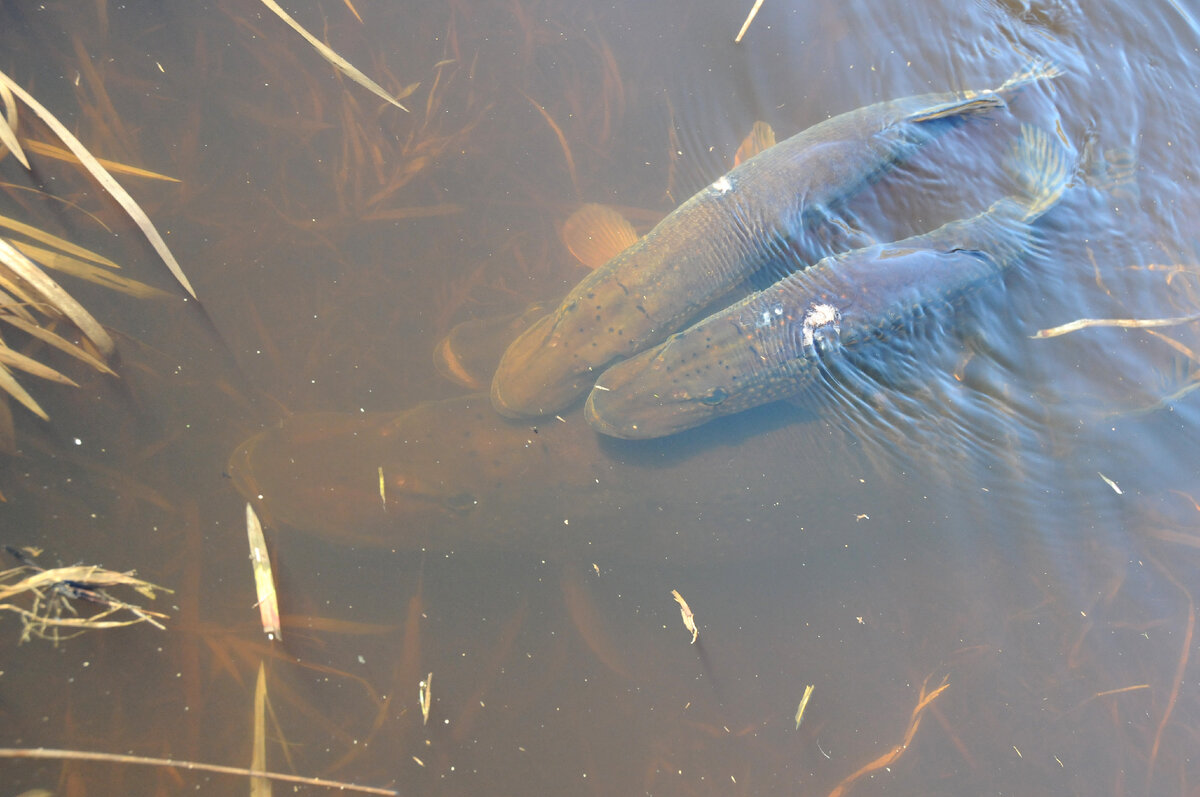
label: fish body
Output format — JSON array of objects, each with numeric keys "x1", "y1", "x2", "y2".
[
  {"x1": 491, "y1": 62, "x2": 1060, "y2": 418},
  {"x1": 585, "y1": 125, "x2": 1071, "y2": 439}
]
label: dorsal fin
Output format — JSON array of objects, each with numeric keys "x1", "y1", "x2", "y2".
[
  {"x1": 734, "y1": 121, "x2": 777, "y2": 166},
  {"x1": 561, "y1": 203, "x2": 639, "y2": 269}
]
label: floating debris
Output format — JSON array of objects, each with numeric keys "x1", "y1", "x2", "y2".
[
  {"x1": 1098, "y1": 472, "x2": 1123, "y2": 495},
  {"x1": 0, "y1": 546, "x2": 170, "y2": 643},
  {"x1": 1033, "y1": 311, "x2": 1200, "y2": 339},
  {"x1": 671, "y1": 589, "x2": 699, "y2": 643},
  {"x1": 795, "y1": 684, "x2": 815, "y2": 730},
  {"x1": 734, "y1": 0, "x2": 766, "y2": 42},
  {"x1": 246, "y1": 504, "x2": 282, "y2": 641},
  {"x1": 419, "y1": 672, "x2": 433, "y2": 726}
]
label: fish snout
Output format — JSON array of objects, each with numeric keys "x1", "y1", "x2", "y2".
[{"x1": 491, "y1": 312, "x2": 593, "y2": 417}]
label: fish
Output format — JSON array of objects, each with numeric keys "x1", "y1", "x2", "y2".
[
  {"x1": 224, "y1": 395, "x2": 881, "y2": 563},
  {"x1": 490, "y1": 60, "x2": 1062, "y2": 419},
  {"x1": 584, "y1": 125, "x2": 1072, "y2": 439}
]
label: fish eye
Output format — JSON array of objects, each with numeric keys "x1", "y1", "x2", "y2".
[{"x1": 699, "y1": 387, "x2": 729, "y2": 406}]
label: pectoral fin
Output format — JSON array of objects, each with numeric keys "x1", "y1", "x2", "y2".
[
  {"x1": 561, "y1": 203, "x2": 639, "y2": 269},
  {"x1": 734, "y1": 120, "x2": 778, "y2": 165}
]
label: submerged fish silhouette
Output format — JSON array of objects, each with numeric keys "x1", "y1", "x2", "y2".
[{"x1": 226, "y1": 395, "x2": 879, "y2": 563}]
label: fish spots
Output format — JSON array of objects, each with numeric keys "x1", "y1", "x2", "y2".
[{"x1": 711, "y1": 175, "x2": 733, "y2": 195}]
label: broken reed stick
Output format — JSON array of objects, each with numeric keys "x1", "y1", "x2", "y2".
[
  {"x1": 0, "y1": 748, "x2": 398, "y2": 795},
  {"x1": 734, "y1": 0, "x2": 765, "y2": 42},
  {"x1": 1033, "y1": 311, "x2": 1200, "y2": 339}
]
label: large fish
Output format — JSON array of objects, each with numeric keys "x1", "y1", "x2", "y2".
[
  {"x1": 491, "y1": 61, "x2": 1061, "y2": 418},
  {"x1": 584, "y1": 125, "x2": 1072, "y2": 439},
  {"x1": 225, "y1": 395, "x2": 883, "y2": 563}
]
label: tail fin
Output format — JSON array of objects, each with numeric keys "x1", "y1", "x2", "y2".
[
  {"x1": 908, "y1": 58, "x2": 1064, "y2": 124},
  {"x1": 996, "y1": 58, "x2": 1063, "y2": 95},
  {"x1": 1008, "y1": 124, "x2": 1073, "y2": 220}
]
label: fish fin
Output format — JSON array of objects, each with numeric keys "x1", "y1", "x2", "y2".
[
  {"x1": 561, "y1": 203, "x2": 639, "y2": 269},
  {"x1": 994, "y1": 57, "x2": 1063, "y2": 96},
  {"x1": 734, "y1": 121, "x2": 778, "y2": 165},
  {"x1": 1086, "y1": 144, "x2": 1140, "y2": 203},
  {"x1": 906, "y1": 95, "x2": 1005, "y2": 124},
  {"x1": 1007, "y1": 124, "x2": 1074, "y2": 220},
  {"x1": 931, "y1": 58, "x2": 1062, "y2": 115}
]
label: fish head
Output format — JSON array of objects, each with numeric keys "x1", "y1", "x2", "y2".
[
  {"x1": 490, "y1": 266, "x2": 655, "y2": 417},
  {"x1": 585, "y1": 301, "x2": 840, "y2": 439}
]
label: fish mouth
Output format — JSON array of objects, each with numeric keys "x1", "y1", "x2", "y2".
[
  {"x1": 490, "y1": 312, "x2": 594, "y2": 417},
  {"x1": 584, "y1": 351, "x2": 693, "y2": 440}
]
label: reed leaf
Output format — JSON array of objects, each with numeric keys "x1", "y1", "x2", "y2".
[
  {"x1": 258, "y1": 0, "x2": 414, "y2": 112},
  {"x1": 0, "y1": 68, "x2": 196, "y2": 299},
  {"x1": 0, "y1": 238, "x2": 114, "y2": 356}
]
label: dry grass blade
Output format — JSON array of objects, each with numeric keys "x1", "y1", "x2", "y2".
[
  {"x1": 671, "y1": 589, "x2": 699, "y2": 643},
  {"x1": 0, "y1": 748, "x2": 399, "y2": 795},
  {"x1": 18, "y1": 139, "x2": 180, "y2": 182},
  {"x1": 246, "y1": 503, "x2": 282, "y2": 641},
  {"x1": 521, "y1": 92, "x2": 578, "y2": 196},
  {"x1": 0, "y1": 81, "x2": 28, "y2": 169},
  {"x1": 0, "y1": 345, "x2": 79, "y2": 386},
  {"x1": 0, "y1": 214, "x2": 121, "y2": 269},
  {"x1": 735, "y1": 0, "x2": 766, "y2": 42},
  {"x1": 0, "y1": 555, "x2": 172, "y2": 642},
  {"x1": 9, "y1": 240, "x2": 173, "y2": 299},
  {"x1": 251, "y1": 662, "x2": 271, "y2": 797},
  {"x1": 258, "y1": 0, "x2": 413, "y2": 112},
  {"x1": 419, "y1": 672, "x2": 432, "y2": 726},
  {"x1": 0, "y1": 363, "x2": 49, "y2": 420},
  {"x1": 1033, "y1": 311, "x2": 1200, "y2": 338},
  {"x1": 0, "y1": 315, "x2": 117, "y2": 376},
  {"x1": 0, "y1": 68, "x2": 196, "y2": 299},
  {"x1": 0, "y1": 237, "x2": 114, "y2": 355}
]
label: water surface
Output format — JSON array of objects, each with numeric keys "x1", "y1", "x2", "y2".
[{"x1": 1, "y1": 1, "x2": 1199, "y2": 794}]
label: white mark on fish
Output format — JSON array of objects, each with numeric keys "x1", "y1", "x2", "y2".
[
  {"x1": 802, "y1": 303, "x2": 842, "y2": 348},
  {"x1": 711, "y1": 175, "x2": 733, "y2": 194},
  {"x1": 757, "y1": 304, "x2": 786, "y2": 329}
]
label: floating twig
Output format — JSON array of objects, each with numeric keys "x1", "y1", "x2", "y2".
[
  {"x1": 734, "y1": 0, "x2": 766, "y2": 42},
  {"x1": 419, "y1": 672, "x2": 433, "y2": 726},
  {"x1": 0, "y1": 748, "x2": 398, "y2": 795},
  {"x1": 1032, "y1": 311, "x2": 1200, "y2": 339},
  {"x1": 795, "y1": 684, "x2": 815, "y2": 730}
]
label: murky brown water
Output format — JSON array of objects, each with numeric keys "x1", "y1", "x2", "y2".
[{"x1": 2, "y1": 0, "x2": 1200, "y2": 794}]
